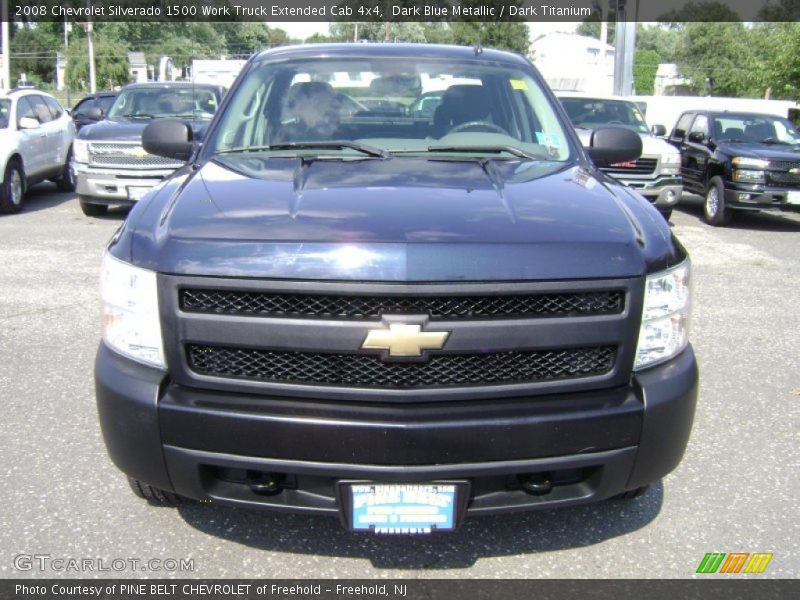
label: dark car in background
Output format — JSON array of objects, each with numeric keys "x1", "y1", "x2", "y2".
[
  {"x1": 669, "y1": 110, "x2": 800, "y2": 225},
  {"x1": 71, "y1": 92, "x2": 118, "y2": 131},
  {"x1": 72, "y1": 82, "x2": 223, "y2": 216}
]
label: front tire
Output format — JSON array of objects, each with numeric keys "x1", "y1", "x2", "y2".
[
  {"x1": 79, "y1": 197, "x2": 108, "y2": 217},
  {"x1": 56, "y1": 149, "x2": 77, "y2": 193},
  {"x1": 127, "y1": 476, "x2": 181, "y2": 506},
  {"x1": 704, "y1": 176, "x2": 730, "y2": 226},
  {"x1": 0, "y1": 161, "x2": 25, "y2": 214}
]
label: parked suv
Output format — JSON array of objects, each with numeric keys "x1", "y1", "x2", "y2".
[
  {"x1": 0, "y1": 88, "x2": 75, "y2": 214},
  {"x1": 558, "y1": 93, "x2": 683, "y2": 220},
  {"x1": 669, "y1": 110, "x2": 800, "y2": 225},
  {"x1": 73, "y1": 82, "x2": 223, "y2": 216},
  {"x1": 96, "y1": 44, "x2": 698, "y2": 534}
]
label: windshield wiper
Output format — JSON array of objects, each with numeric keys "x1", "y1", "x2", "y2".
[
  {"x1": 217, "y1": 141, "x2": 388, "y2": 158},
  {"x1": 424, "y1": 145, "x2": 540, "y2": 160},
  {"x1": 759, "y1": 137, "x2": 792, "y2": 145},
  {"x1": 121, "y1": 113, "x2": 155, "y2": 119}
]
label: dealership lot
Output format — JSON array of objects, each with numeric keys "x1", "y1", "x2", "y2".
[{"x1": 0, "y1": 185, "x2": 798, "y2": 578}]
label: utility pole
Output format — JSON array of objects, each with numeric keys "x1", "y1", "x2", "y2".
[
  {"x1": 613, "y1": 0, "x2": 638, "y2": 96},
  {"x1": 353, "y1": 23, "x2": 359, "y2": 43},
  {"x1": 64, "y1": 19, "x2": 71, "y2": 105},
  {"x1": 1, "y1": 0, "x2": 10, "y2": 90},
  {"x1": 86, "y1": 20, "x2": 96, "y2": 93}
]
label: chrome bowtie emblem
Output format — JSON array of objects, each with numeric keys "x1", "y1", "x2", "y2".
[
  {"x1": 789, "y1": 167, "x2": 800, "y2": 176},
  {"x1": 362, "y1": 323, "x2": 450, "y2": 357}
]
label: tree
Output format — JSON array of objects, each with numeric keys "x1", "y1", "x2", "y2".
[
  {"x1": 634, "y1": 50, "x2": 660, "y2": 95},
  {"x1": 448, "y1": 22, "x2": 529, "y2": 54},
  {"x1": 636, "y1": 24, "x2": 680, "y2": 63},
  {"x1": 751, "y1": 22, "x2": 800, "y2": 99},
  {"x1": 10, "y1": 23, "x2": 61, "y2": 87},
  {"x1": 66, "y1": 32, "x2": 130, "y2": 92},
  {"x1": 673, "y1": 21, "x2": 759, "y2": 97}
]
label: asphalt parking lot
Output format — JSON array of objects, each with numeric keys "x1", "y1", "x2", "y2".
[{"x1": 1, "y1": 185, "x2": 798, "y2": 579}]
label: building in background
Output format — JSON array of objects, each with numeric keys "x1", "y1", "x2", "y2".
[
  {"x1": 128, "y1": 52, "x2": 149, "y2": 84},
  {"x1": 530, "y1": 32, "x2": 615, "y2": 95}
]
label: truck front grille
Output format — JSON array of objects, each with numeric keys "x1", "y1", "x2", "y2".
[
  {"x1": 604, "y1": 157, "x2": 658, "y2": 176},
  {"x1": 88, "y1": 143, "x2": 184, "y2": 170},
  {"x1": 187, "y1": 344, "x2": 616, "y2": 389},
  {"x1": 767, "y1": 170, "x2": 800, "y2": 187},
  {"x1": 180, "y1": 289, "x2": 625, "y2": 320}
]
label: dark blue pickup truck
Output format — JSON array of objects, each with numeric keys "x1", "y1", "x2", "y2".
[{"x1": 95, "y1": 44, "x2": 698, "y2": 534}]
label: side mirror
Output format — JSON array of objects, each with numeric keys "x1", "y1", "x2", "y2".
[
  {"x1": 86, "y1": 107, "x2": 104, "y2": 121},
  {"x1": 142, "y1": 119, "x2": 193, "y2": 161},
  {"x1": 651, "y1": 124, "x2": 667, "y2": 137},
  {"x1": 585, "y1": 126, "x2": 642, "y2": 168},
  {"x1": 18, "y1": 117, "x2": 40, "y2": 130},
  {"x1": 688, "y1": 131, "x2": 706, "y2": 144}
]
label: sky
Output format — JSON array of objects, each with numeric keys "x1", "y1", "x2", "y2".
[{"x1": 278, "y1": 21, "x2": 579, "y2": 41}]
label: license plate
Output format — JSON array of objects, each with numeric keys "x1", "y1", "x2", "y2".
[
  {"x1": 127, "y1": 186, "x2": 151, "y2": 201},
  {"x1": 787, "y1": 191, "x2": 800, "y2": 205},
  {"x1": 350, "y1": 483, "x2": 456, "y2": 534}
]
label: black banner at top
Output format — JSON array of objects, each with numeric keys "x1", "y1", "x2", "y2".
[{"x1": 7, "y1": 0, "x2": 800, "y2": 23}]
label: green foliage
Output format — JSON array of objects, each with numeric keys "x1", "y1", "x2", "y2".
[
  {"x1": 66, "y1": 33, "x2": 130, "y2": 92},
  {"x1": 636, "y1": 25, "x2": 680, "y2": 63},
  {"x1": 634, "y1": 50, "x2": 660, "y2": 95},
  {"x1": 673, "y1": 21, "x2": 759, "y2": 97},
  {"x1": 447, "y1": 22, "x2": 530, "y2": 54},
  {"x1": 10, "y1": 24, "x2": 60, "y2": 86}
]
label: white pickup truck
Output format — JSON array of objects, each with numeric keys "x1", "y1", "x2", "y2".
[{"x1": 558, "y1": 92, "x2": 683, "y2": 220}]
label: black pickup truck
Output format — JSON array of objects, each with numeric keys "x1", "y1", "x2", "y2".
[
  {"x1": 95, "y1": 44, "x2": 698, "y2": 534},
  {"x1": 668, "y1": 110, "x2": 800, "y2": 225}
]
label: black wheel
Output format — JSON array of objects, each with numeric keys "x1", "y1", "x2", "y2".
[
  {"x1": 127, "y1": 476, "x2": 181, "y2": 506},
  {"x1": 658, "y1": 208, "x2": 673, "y2": 221},
  {"x1": 79, "y1": 197, "x2": 108, "y2": 217},
  {"x1": 56, "y1": 148, "x2": 77, "y2": 192},
  {"x1": 613, "y1": 485, "x2": 650, "y2": 500},
  {"x1": 0, "y1": 160, "x2": 25, "y2": 214},
  {"x1": 704, "y1": 176, "x2": 730, "y2": 226}
]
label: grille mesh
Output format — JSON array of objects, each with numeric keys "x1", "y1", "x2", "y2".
[
  {"x1": 89, "y1": 143, "x2": 183, "y2": 169},
  {"x1": 604, "y1": 158, "x2": 658, "y2": 175},
  {"x1": 187, "y1": 345, "x2": 616, "y2": 388},
  {"x1": 180, "y1": 289, "x2": 624, "y2": 320}
]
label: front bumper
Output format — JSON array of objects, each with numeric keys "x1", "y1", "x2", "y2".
[
  {"x1": 606, "y1": 173, "x2": 683, "y2": 209},
  {"x1": 95, "y1": 342, "x2": 698, "y2": 520},
  {"x1": 75, "y1": 166, "x2": 174, "y2": 204},
  {"x1": 724, "y1": 183, "x2": 800, "y2": 211}
]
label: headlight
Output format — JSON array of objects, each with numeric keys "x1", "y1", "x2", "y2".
[
  {"x1": 634, "y1": 259, "x2": 691, "y2": 371},
  {"x1": 73, "y1": 139, "x2": 90, "y2": 163},
  {"x1": 100, "y1": 252, "x2": 165, "y2": 369},
  {"x1": 732, "y1": 157, "x2": 769, "y2": 169},
  {"x1": 733, "y1": 169, "x2": 766, "y2": 183},
  {"x1": 662, "y1": 153, "x2": 681, "y2": 168}
]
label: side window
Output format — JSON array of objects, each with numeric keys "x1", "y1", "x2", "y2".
[
  {"x1": 671, "y1": 113, "x2": 693, "y2": 143},
  {"x1": 43, "y1": 96, "x2": 64, "y2": 119},
  {"x1": 16, "y1": 96, "x2": 37, "y2": 126},
  {"x1": 97, "y1": 96, "x2": 116, "y2": 113},
  {"x1": 73, "y1": 98, "x2": 95, "y2": 117},
  {"x1": 28, "y1": 95, "x2": 53, "y2": 123},
  {"x1": 690, "y1": 114, "x2": 709, "y2": 137}
]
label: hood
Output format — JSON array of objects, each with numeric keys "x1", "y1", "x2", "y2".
[
  {"x1": 715, "y1": 141, "x2": 800, "y2": 161},
  {"x1": 78, "y1": 118, "x2": 211, "y2": 142},
  {"x1": 122, "y1": 156, "x2": 677, "y2": 281}
]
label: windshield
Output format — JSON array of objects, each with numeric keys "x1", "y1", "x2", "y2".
[
  {"x1": 207, "y1": 57, "x2": 573, "y2": 161},
  {"x1": 560, "y1": 97, "x2": 649, "y2": 135},
  {"x1": 712, "y1": 114, "x2": 800, "y2": 144},
  {"x1": 0, "y1": 99, "x2": 9, "y2": 129},
  {"x1": 107, "y1": 87, "x2": 219, "y2": 120}
]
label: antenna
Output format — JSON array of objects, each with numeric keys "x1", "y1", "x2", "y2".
[{"x1": 474, "y1": 37, "x2": 483, "y2": 56}]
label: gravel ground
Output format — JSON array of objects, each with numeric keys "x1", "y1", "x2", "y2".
[{"x1": 1, "y1": 186, "x2": 798, "y2": 579}]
